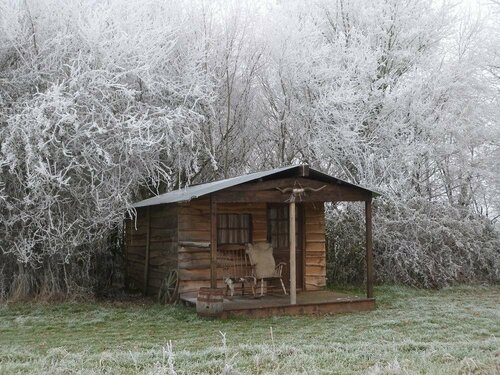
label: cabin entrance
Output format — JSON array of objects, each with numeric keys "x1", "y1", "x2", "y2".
[{"x1": 267, "y1": 203, "x2": 304, "y2": 290}]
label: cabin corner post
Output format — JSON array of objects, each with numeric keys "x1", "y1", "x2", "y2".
[
  {"x1": 143, "y1": 206, "x2": 151, "y2": 294},
  {"x1": 210, "y1": 196, "x2": 218, "y2": 289},
  {"x1": 289, "y1": 198, "x2": 297, "y2": 305},
  {"x1": 365, "y1": 198, "x2": 374, "y2": 299}
]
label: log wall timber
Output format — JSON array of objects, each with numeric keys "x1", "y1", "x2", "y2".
[
  {"x1": 214, "y1": 177, "x2": 371, "y2": 203},
  {"x1": 177, "y1": 197, "x2": 327, "y2": 294},
  {"x1": 125, "y1": 204, "x2": 178, "y2": 295},
  {"x1": 303, "y1": 202, "x2": 327, "y2": 291},
  {"x1": 125, "y1": 207, "x2": 148, "y2": 291},
  {"x1": 177, "y1": 198, "x2": 268, "y2": 293}
]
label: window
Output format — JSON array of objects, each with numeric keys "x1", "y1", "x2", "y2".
[
  {"x1": 267, "y1": 204, "x2": 302, "y2": 249},
  {"x1": 217, "y1": 214, "x2": 252, "y2": 244}
]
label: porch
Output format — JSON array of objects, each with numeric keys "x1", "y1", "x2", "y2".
[{"x1": 180, "y1": 290, "x2": 375, "y2": 319}]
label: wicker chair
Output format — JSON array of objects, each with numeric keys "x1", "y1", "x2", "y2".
[{"x1": 245, "y1": 242, "x2": 287, "y2": 296}]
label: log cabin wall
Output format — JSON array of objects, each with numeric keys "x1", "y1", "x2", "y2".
[
  {"x1": 125, "y1": 207, "x2": 148, "y2": 290},
  {"x1": 177, "y1": 197, "x2": 212, "y2": 294},
  {"x1": 177, "y1": 198, "x2": 268, "y2": 294},
  {"x1": 177, "y1": 196, "x2": 327, "y2": 294},
  {"x1": 304, "y1": 202, "x2": 327, "y2": 290},
  {"x1": 125, "y1": 204, "x2": 178, "y2": 295}
]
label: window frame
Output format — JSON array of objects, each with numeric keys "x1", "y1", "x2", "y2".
[{"x1": 217, "y1": 213, "x2": 253, "y2": 245}]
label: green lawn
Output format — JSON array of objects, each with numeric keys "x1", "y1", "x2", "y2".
[{"x1": 0, "y1": 285, "x2": 498, "y2": 374}]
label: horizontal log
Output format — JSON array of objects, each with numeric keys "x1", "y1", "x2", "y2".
[
  {"x1": 178, "y1": 206, "x2": 209, "y2": 216},
  {"x1": 148, "y1": 256, "x2": 177, "y2": 267},
  {"x1": 213, "y1": 189, "x2": 369, "y2": 203},
  {"x1": 305, "y1": 233, "x2": 325, "y2": 242},
  {"x1": 178, "y1": 251, "x2": 210, "y2": 262},
  {"x1": 149, "y1": 205, "x2": 177, "y2": 218},
  {"x1": 305, "y1": 275, "x2": 327, "y2": 282},
  {"x1": 150, "y1": 227, "x2": 177, "y2": 238},
  {"x1": 305, "y1": 258, "x2": 326, "y2": 267},
  {"x1": 179, "y1": 268, "x2": 211, "y2": 281},
  {"x1": 150, "y1": 215, "x2": 177, "y2": 228},
  {"x1": 178, "y1": 279, "x2": 225, "y2": 294},
  {"x1": 217, "y1": 202, "x2": 266, "y2": 209},
  {"x1": 305, "y1": 217, "x2": 325, "y2": 225},
  {"x1": 182, "y1": 197, "x2": 210, "y2": 208},
  {"x1": 178, "y1": 230, "x2": 210, "y2": 242},
  {"x1": 306, "y1": 266, "x2": 326, "y2": 274},
  {"x1": 178, "y1": 241, "x2": 210, "y2": 248},
  {"x1": 148, "y1": 242, "x2": 177, "y2": 253},
  {"x1": 253, "y1": 235, "x2": 267, "y2": 242},
  {"x1": 178, "y1": 259, "x2": 211, "y2": 270},
  {"x1": 178, "y1": 249, "x2": 210, "y2": 257},
  {"x1": 305, "y1": 242, "x2": 326, "y2": 252},
  {"x1": 224, "y1": 177, "x2": 362, "y2": 194}
]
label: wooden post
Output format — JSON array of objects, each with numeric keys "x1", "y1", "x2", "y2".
[
  {"x1": 210, "y1": 196, "x2": 218, "y2": 289},
  {"x1": 365, "y1": 199, "x2": 374, "y2": 299},
  {"x1": 289, "y1": 198, "x2": 297, "y2": 305},
  {"x1": 143, "y1": 206, "x2": 151, "y2": 294}
]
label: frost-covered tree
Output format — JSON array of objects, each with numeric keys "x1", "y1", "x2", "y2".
[{"x1": 0, "y1": 0, "x2": 498, "y2": 298}]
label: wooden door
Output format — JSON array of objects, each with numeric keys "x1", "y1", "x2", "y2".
[{"x1": 267, "y1": 204, "x2": 304, "y2": 290}]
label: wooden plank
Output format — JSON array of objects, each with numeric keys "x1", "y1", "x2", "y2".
[
  {"x1": 178, "y1": 279, "x2": 226, "y2": 294},
  {"x1": 290, "y1": 200, "x2": 297, "y2": 305},
  {"x1": 179, "y1": 268, "x2": 211, "y2": 281},
  {"x1": 178, "y1": 241, "x2": 210, "y2": 248},
  {"x1": 220, "y1": 299, "x2": 375, "y2": 319},
  {"x1": 210, "y1": 197, "x2": 217, "y2": 288},
  {"x1": 143, "y1": 206, "x2": 151, "y2": 294},
  {"x1": 178, "y1": 230, "x2": 211, "y2": 242},
  {"x1": 213, "y1": 190, "x2": 369, "y2": 203},
  {"x1": 178, "y1": 259, "x2": 211, "y2": 270},
  {"x1": 224, "y1": 177, "x2": 334, "y2": 192},
  {"x1": 305, "y1": 233, "x2": 325, "y2": 242},
  {"x1": 178, "y1": 246, "x2": 210, "y2": 255},
  {"x1": 150, "y1": 228, "x2": 177, "y2": 239},
  {"x1": 149, "y1": 216, "x2": 177, "y2": 229},
  {"x1": 305, "y1": 242, "x2": 326, "y2": 252},
  {"x1": 149, "y1": 205, "x2": 177, "y2": 220},
  {"x1": 366, "y1": 199, "x2": 374, "y2": 299},
  {"x1": 148, "y1": 241, "x2": 176, "y2": 252},
  {"x1": 305, "y1": 257, "x2": 326, "y2": 266},
  {"x1": 178, "y1": 252, "x2": 210, "y2": 263}
]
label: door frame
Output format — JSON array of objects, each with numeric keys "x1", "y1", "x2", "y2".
[{"x1": 266, "y1": 203, "x2": 306, "y2": 290}]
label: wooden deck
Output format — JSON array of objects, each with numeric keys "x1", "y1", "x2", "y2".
[{"x1": 180, "y1": 290, "x2": 375, "y2": 318}]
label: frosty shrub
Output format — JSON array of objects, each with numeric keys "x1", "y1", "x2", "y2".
[
  {"x1": 327, "y1": 198, "x2": 500, "y2": 288},
  {"x1": 0, "y1": 0, "x2": 208, "y2": 298}
]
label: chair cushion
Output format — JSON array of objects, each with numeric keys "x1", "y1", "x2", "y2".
[{"x1": 246, "y1": 242, "x2": 277, "y2": 279}]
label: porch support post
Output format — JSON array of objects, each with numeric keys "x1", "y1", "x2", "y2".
[
  {"x1": 365, "y1": 198, "x2": 374, "y2": 298},
  {"x1": 210, "y1": 196, "x2": 218, "y2": 289},
  {"x1": 289, "y1": 198, "x2": 297, "y2": 305}
]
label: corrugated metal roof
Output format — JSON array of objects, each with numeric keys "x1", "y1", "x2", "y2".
[
  {"x1": 132, "y1": 165, "x2": 297, "y2": 208},
  {"x1": 132, "y1": 165, "x2": 379, "y2": 208}
]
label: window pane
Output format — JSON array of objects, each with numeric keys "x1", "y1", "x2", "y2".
[{"x1": 217, "y1": 213, "x2": 252, "y2": 244}]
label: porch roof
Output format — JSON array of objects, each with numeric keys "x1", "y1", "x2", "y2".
[{"x1": 132, "y1": 164, "x2": 380, "y2": 208}]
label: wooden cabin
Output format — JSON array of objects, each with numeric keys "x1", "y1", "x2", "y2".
[{"x1": 125, "y1": 165, "x2": 379, "y2": 318}]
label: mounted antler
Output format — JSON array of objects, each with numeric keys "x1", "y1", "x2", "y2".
[
  {"x1": 276, "y1": 185, "x2": 326, "y2": 202},
  {"x1": 276, "y1": 185, "x2": 326, "y2": 194}
]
